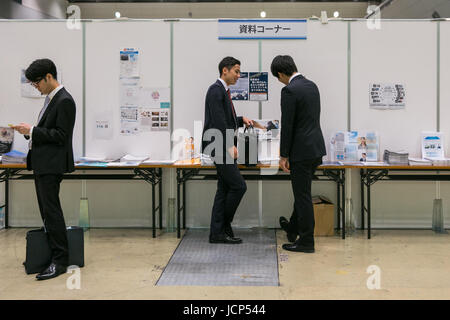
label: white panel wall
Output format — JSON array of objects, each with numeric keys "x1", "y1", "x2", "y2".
[
  {"x1": 351, "y1": 20, "x2": 438, "y2": 228},
  {"x1": 0, "y1": 21, "x2": 83, "y2": 158},
  {"x1": 438, "y1": 21, "x2": 450, "y2": 228},
  {"x1": 85, "y1": 21, "x2": 171, "y2": 160},
  {"x1": 0, "y1": 21, "x2": 83, "y2": 227},
  {"x1": 2, "y1": 20, "x2": 450, "y2": 229},
  {"x1": 351, "y1": 21, "x2": 437, "y2": 156}
]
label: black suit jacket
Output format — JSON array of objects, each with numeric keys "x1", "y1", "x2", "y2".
[
  {"x1": 26, "y1": 87, "x2": 76, "y2": 175},
  {"x1": 280, "y1": 75, "x2": 326, "y2": 162},
  {"x1": 202, "y1": 80, "x2": 244, "y2": 161}
]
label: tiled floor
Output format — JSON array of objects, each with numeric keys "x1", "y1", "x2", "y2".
[{"x1": 0, "y1": 228, "x2": 449, "y2": 300}]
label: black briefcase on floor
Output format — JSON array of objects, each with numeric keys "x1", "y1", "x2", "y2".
[{"x1": 23, "y1": 226, "x2": 85, "y2": 274}]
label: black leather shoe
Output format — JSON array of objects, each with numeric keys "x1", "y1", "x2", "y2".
[
  {"x1": 282, "y1": 241, "x2": 315, "y2": 253},
  {"x1": 36, "y1": 263, "x2": 67, "y2": 281},
  {"x1": 209, "y1": 235, "x2": 242, "y2": 244},
  {"x1": 225, "y1": 225, "x2": 242, "y2": 242},
  {"x1": 279, "y1": 217, "x2": 298, "y2": 243}
]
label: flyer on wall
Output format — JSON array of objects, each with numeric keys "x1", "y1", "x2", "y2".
[
  {"x1": 249, "y1": 72, "x2": 268, "y2": 101},
  {"x1": 120, "y1": 106, "x2": 139, "y2": 135},
  {"x1": 229, "y1": 72, "x2": 249, "y2": 100},
  {"x1": 119, "y1": 48, "x2": 140, "y2": 78},
  {"x1": 369, "y1": 83, "x2": 405, "y2": 110}
]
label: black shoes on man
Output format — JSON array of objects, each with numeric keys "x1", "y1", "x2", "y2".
[
  {"x1": 279, "y1": 216, "x2": 315, "y2": 253},
  {"x1": 36, "y1": 262, "x2": 67, "y2": 281},
  {"x1": 209, "y1": 224, "x2": 242, "y2": 244}
]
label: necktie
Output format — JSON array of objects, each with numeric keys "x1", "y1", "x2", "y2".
[
  {"x1": 29, "y1": 96, "x2": 50, "y2": 150},
  {"x1": 37, "y1": 95, "x2": 51, "y2": 124},
  {"x1": 226, "y1": 90, "x2": 237, "y2": 124}
]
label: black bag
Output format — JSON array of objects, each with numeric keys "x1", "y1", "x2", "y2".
[
  {"x1": 24, "y1": 226, "x2": 85, "y2": 274},
  {"x1": 237, "y1": 125, "x2": 258, "y2": 167}
]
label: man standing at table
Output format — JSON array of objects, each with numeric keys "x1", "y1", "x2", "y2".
[
  {"x1": 270, "y1": 55, "x2": 326, "y2": 253},
  {"x1": 202, "y1": 56, "x2": 253, "y2": 244},
  {"x1": 13, "y1": 58, "x2": 76, "y2": 280}
]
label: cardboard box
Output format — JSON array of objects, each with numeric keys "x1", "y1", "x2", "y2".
[{"x1": 313, "y1": 195, "x2": 335, "y2": 236}]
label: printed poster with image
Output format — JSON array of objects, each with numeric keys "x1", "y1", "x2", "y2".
[{"x1": 422, "y1": 132, "x2": 444, "y2": 159}]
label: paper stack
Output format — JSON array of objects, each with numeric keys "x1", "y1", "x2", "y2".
[
  {"x1": 1, "y1": 150, "x2": 27, "y2": 164},
  {"x1": 408, "y1": 158, "x2": 432, "y2": 166},
  {"x1": 424, "y1": 157, "x2": 450, "y2": 166},
  {"x1": 383, "y1": 150, "x2": 409, "y2": 165},
  {"x1": 120, "y1": 154, "x2": 149, "y2": 165}
]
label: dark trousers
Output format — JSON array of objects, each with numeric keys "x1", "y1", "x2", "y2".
[
  {"x1": 288, "y1": 158, "x2": 322, "y2": 247},
  {"x1": 210, "y1": 163, "x2": 247, "y2": 238},
  {"x1": 34, "y1": 174, "x2": 69, "y2": 266}
]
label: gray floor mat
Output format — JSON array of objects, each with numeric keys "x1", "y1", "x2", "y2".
[{"x1": 156, "y1": 228, "x2": 279, "y2": 286}]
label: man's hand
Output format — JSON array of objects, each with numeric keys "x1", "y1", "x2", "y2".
[
  {"x1": 12, "y1": 123, "x2": 31, "y2": 135},
  {"x1": 228, "y1": 146, "x2": 238, "y2": 159},
  {"x1": 242, "y1": 116, "x2": 254, "y2": 127},
  {"x1": 279, "y1": 157, "x2": 290, "y2": 173}
]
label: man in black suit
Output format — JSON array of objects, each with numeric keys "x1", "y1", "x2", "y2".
[
  {"x1": 202, "y1": 56, "x2": 253, "y2": 244},
  {"x1": 13, "y1": 59, "x2": 76, "y2": 280},
  {"x1": 270, "y1": 55, "x2": 326, "y2": 253}
]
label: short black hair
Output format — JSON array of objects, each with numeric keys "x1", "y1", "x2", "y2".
[
  {"x1": 25, "y1": 58, "x2": 57, "y2": 82},
  {"x1": 219, "y1": 56, "x2": 240, "y2": 76},
  {"x1": 270, "y1": 55, "x2": 298, "y2": 78}
]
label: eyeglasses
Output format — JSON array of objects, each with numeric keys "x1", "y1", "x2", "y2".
[{"x1": 29, "y1": 78, "x2": 43, "y2": 87}]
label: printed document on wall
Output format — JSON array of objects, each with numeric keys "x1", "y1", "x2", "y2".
[
  {"x1": 94, "y1": 112, "x2": 113, "y2": 140},
  {"x1": 120, "y1": 48, "x2": 139, "y2": 78},
  {"x1": 120, "y1": 106, "x2": 139, "y2": 135},
  {"x1": 369, "y1": 83, "x2": 405, "y2": 110}
]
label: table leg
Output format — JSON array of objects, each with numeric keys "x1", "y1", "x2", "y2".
[
  {"x1": 183, "y1": 179, "x2": 186, "y2": 230},
  {"x1": 337, "y1": 180, "x2": 341, "y2": 232},
  {"x1": 361, "y1": 169, "x2": 365, "y2": 230},
  {"x1": 368, "y1": 182, "x2": 371, "y2": 239},
  {"x1": 177, "y1": 169, "x2": 181, "y2": 239},
  {"x1": 159, "y1": 168, "x2": 163, "y2": 230},
  {"x1": 152, "y1": 179, "x2": 156, "y2": 238},
  {"x1": 341, "y1": 170, "x2": 346, "y2": 240},
  {"x1": 5, "y1": 177, "x2": 9, "y2": 229}
]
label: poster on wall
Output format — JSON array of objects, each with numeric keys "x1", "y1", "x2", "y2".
[
  {"x1": 120, "y1": 106, "x2": 139, "y2": 135},
  {"x1": 422, "y1": 132, "x2": 444, "y2": 159},
  {"x1": 229, "y1": 72, "x2": 268, "y2": 101},
  {"x1": 249, "y1": 72, "x2": 268, "y2": 101},
  {"x1": 369, "y1": 83, "x2": 406, "y2": 110},
  {"x1": 229, "y1": 72, "x2": 249, "y2": 100},
  {"x1": 21, "y1": 69, "x2": 42, "y2": 98},
  {"x1": 120, "y1": 48, "x2": 139, "y2": 78}
]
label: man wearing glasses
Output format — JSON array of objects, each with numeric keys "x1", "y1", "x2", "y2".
[{"x1": 12, "y1": 59, "x2": 76, "y2": 280}]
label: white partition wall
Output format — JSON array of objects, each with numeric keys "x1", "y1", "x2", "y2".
[
  {"x1": 0, "y1": 21, "x2": 83, "y2": 158},
  {"x1": 2, "y1": 19, "x2": 450, "y2": 229},
  {"x1": 0, "y1": 21, "x2": 83, "y2": 226},
  {"x1": 438, "y1": 21, "x2": 450, "y2": 227},
  {"x1": 85, "y1": 21, "x2": 171, "y2": 160},
  {"x1": 351, "y1": 21, "x2": 438, "y2": 227},
  {"x1": 351, "y1": 21, "x2": 437, "y2": 156}
]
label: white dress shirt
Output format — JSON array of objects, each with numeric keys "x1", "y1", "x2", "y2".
[
  {"x1": 289, "y1": 73, "x2": 301, "y2": 83},
  {"x1": 218, "y1": 78, "x2": 229, "y2": 92}
]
